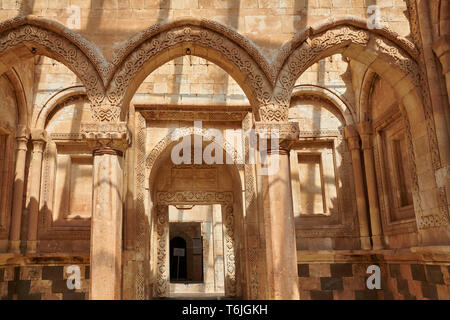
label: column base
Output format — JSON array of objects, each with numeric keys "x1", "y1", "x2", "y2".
[
  {"x1": 360, "y1": 237, "x2": 372, "y2": 250},
  {"x1": 372, "y1": 236, "x2": 384, "y2": 250},
  {"x1": 26, "y1": 241, "x2": 37, "y2": 254},
  {"x1": 8, "y1": 240, "x2": 21, "y2": 254}
]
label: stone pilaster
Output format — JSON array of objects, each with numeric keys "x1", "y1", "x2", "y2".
[
  {"x1": 81, "y1": 122, "x2": 130, "y2": 300},
  {"x1": 433, "y1": 35, "x2": 450, "y2": 106},
  {"x1": 344, "y1": 125, "x2": 372, "y2": 250},
  {"x1": 255, "y1": 121, "x2": 300, "y2": 300},
  {"x1": 26, "y1": 129, "x2": 47, "y2": 254},
  {"x1": 9, "y1": 125, "x2": 30, "y2": 254},
  {"x1": 358, "y1": 122, "x2": 384, "y2": 250}
]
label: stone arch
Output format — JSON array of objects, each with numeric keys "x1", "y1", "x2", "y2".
[
  {"x1": 0, "y1": 16, "x2": 106, "y2": 109},
  {"x1": 106, "y1": 19, "x2": 273, "y2": 122},
  {"x1": 291, "y1": 84, "x2": 356, "y2": 125},
  {"x1": 146, "y1": 127, "x2": 244, "y2": 186},
  {"x1": 358, "y1": 68, "x2": 377, "y2": 123},
  {"x1": 273, "y1": 18, "x2": 420, "y2": 110},
  {"x1": 4, "y1": 68, "x2": 28, "y2": 127},
  {"x1": 274, "y1": 18, "x2": 448, "y2": 230},
  {"x1": 34, "y1": 85, "x2": 87, "y2": 130},
  {"x1": 143, "y1": 128, "x2": 246, "y2": 298}
]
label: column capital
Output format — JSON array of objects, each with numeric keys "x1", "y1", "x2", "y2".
[
  {"x1": 344, "y1": 125, "x2": 361, "y2": 151},
  {"x1": 30, "y1": 129, "x2": 47, "y2": 141},
  {"x1": 255, "y1": 121, "x2": 299, "y2": 152},
  {"x1": 30, "y1": 129, "x2": 47, "y2": 153},
  {"x1": 433, "y1": 35, "x2": 450, "y2": 57},
  {"x1": 81, "y1": 122, "x2": 130, "y2": 154},
  {"x1": 15, "y1": 125, "x2": 30, "y2": 139}
]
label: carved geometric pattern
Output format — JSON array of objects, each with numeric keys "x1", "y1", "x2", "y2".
[
  {"x1": 222, "y1": 203, "x2": 237, "y2": 297},
  {"x1": 0, "y1": 24, "x2": 105, "y2": 107},
  {"x1": 154, "y1": 205, "x2": 169, "y2": 297},
  {"x1": 145, "y1": 126, "x2": 243, "y2": 172},
  {"x1": 274, "y1": 25, "x2": 421, "y2": 116},
  {"x1": 154, "y1": 192, "x2": 237, "y2": 298},
  {"x1": 405, "y1": 0, "x2": 449, "y2": 229},
  {"x1": 107, "y1": 25, "x2": 273, "y2": 121},
  {"x1": 135, "y1": 112, "x2": 147, "y2": 300}
]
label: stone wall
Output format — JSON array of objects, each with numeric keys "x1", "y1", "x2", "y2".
[
  {"x1": 0, "y1": 255, "x2": 89, "y2": 300},
  {"x1": 297, "y1": 249, "x2": 450, "y2": 300}
]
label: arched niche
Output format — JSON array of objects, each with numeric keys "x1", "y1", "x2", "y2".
[{"x1": 288, "y1": 89, "x2": 358, "y2": 250}]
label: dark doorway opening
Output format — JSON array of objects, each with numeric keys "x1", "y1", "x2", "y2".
[{"x1": 170, "y1": 236, "x2": 187, "y2": 281}]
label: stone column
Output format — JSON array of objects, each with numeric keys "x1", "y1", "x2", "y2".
[
  {"x1": 82, "y1": 122, "x2": 129, "y2": 300},
  {"x1": 344, "y1": 126, "x2": 371, "y2": 250},
  {"x1": 433, "y1": 35, "x2": 450, "y2": 106},
  {"x1": 26, "y1": 129, "x2": 47, "y2": 254},
  {"x1": 358, "y1": 122, "x2": 384, "y2": 250},
  {"x1": 256, "y1": 122, "x2": 300, "y2": 300},
  {"x1": 9, "y1": 125, "x2": 29, "y2": 254}
]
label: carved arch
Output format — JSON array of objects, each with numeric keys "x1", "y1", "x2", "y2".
[
  {"x1": 106, "y1": 20, "x2": 274, "y2": 122},
  {"x1": 0, "y1": 17, "x2": 105, "y2": 109},
  {"x1": 273, "y1": 20, "x2": 421, "y2": 111}
]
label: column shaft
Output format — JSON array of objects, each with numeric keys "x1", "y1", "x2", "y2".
[
  {"x1": 90, "y1": 149, "x2": 123, "y2": 300},
  {"x1": 359, "y1": 124, "x2": 384, "y2": 250},
  {"x1": 345, "y1": 126, "x2": 371, "y2": 250},
  {"x1": 9, "y1": 134, "x2": 28, "y2": 253},
  {"x1": 26, "y1": 131, "x2": 46, "y2": 254},
  {"x1": 264, "y1": 149, "x2": 299, "y2": 299}
]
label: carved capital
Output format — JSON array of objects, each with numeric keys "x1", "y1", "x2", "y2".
[
  {"x1": 357, "y1": 122, "x2": 374, "y2": 150},
  {"x1": 259, "y1": 104, "x2": 289, "y2": 122},
  {"x1": 255, "y1": 121, "x2": 299, "y2": 151},
  {"x1": 30, "y1": 129, "x2": 47, "y2": 153},
  {"x1": 81, "y1": 122, "x2": 130, "y2": 154},
  {"x1": 15, "y1": 125, "x2": 30, "y2": 151},
  {"x1": 344, "y1": 125, "x2": 361, "y2": 151},
  {"x1": 91, "y1": 103, "x2": 121, "y2": 123}
]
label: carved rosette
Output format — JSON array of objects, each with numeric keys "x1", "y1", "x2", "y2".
[
  {"x1": 255, "y1": 121, "x2": 300, "y2": 152},
  {"x1": 81, "y1": 122, "x2": 130, "y2": 154}
]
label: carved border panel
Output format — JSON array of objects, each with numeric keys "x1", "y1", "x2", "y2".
[{"x1": 154, "y1": 191, "x2": 237, "y2": 298}]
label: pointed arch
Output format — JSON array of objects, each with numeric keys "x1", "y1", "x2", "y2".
[
  {"x1": 106, "y1": 19, "x2": 274, "y2": 122},
  {"x1": 0, "y1": 16, "x2": 105, "y2": 107}
]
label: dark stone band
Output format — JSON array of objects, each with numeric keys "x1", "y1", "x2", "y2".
[{"x1": 93, "y1": 148, "x2": 124, "y2": 157}]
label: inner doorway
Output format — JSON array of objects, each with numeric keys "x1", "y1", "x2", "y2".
[{"x1": 168, "y1": 204, "x2": 225, "y2": 297}]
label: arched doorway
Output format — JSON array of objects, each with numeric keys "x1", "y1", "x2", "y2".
[{"x1": 145, "y1": 133, "x2": 246, "y2": 299}]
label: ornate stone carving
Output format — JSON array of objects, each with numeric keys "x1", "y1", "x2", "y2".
[
  {"x1": 0, "y1": 24, "x2": 105, "y2": 106},
  {"x1": 156, "y1": 191, "x2": 233, "y2": 205},
  {"x1": 155, "y1": 205, "x2": 169, "y2": 297},
  {"x1": 154, "y1": 191, "x2": 237, "y2": 298},
  {"x1": 81, "y1": 122, "x2": 130, "y2": 152},
  {"x1": 255, "y1": 121, "x2": 300, "y2": 151},
  {"x1": 135, "y1": 112, "x2": 147, "y2": 300},
  {"x1": 222, "y1": 203, "x2": 236, "y2": 297},
  {"x1": 106, "y1": 25, "x2": 273, "y2": 122}
]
